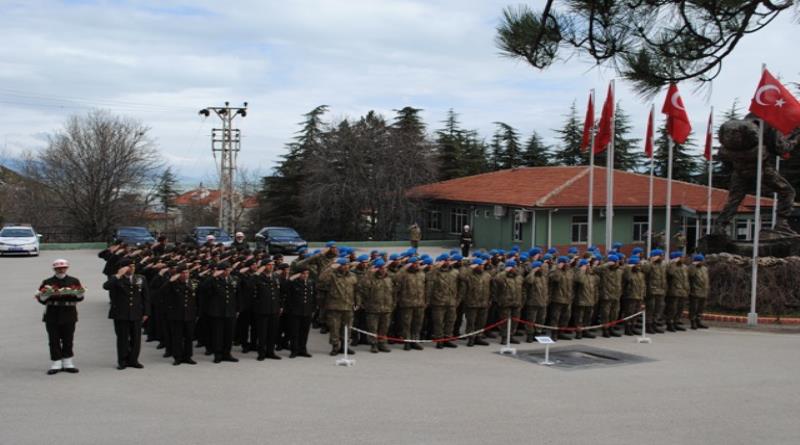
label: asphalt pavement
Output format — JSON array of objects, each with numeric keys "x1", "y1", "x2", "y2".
[{"x1": 1, "y1": 249, "x2": 799, "y2": 445}]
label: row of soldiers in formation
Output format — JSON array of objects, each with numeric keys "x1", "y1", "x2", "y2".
[{"x1": 37, "y1": 236, "x2": 710, "y2": 374}]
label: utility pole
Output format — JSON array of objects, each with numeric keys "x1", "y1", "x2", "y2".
[{"x1": 199, "y1": 102, "x2": 247, "y2": 234}]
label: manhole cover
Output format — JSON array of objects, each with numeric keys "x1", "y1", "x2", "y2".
[{"x1": 506, "y1": 345, "x2": 656, "y2": 370}]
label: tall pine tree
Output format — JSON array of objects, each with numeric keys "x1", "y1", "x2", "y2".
[
  {"x1": 521, "y1": 131, "x2": 550, "y2": 166},
  {"x1": 461, "y1": 130, "x2": 490, "y2": 176},
  {"x1": 494, "y1": 122, "x2": 523, "y2": 169},
  {"x1": 593, "y1": 103, "x2": 644, "y2": 172},
  {"x1": 155, "y1": 167, "x2": 180, "y2": 232},
  {"x1": 436, "y1": 109, "x2": 465, "y2": 180},
  {"x1": 488, "y1": 130, "x2": 503, "y2": 171},
  {"x1": 653, "y1": 119, "x2": 701, "y2": 183},
  {"x1": 553, "y1": 101, "x2": 585, "y2": 166}
]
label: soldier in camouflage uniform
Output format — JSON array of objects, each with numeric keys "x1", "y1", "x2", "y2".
[
  {"x1": 493, "y1": 260, "x2": 524, "y2": 345},
  {"x1": 640, "y1": 249, "x2": 667, "y2": 334},
  {"x1": 428, "y1": 258, "x2": 459, "y2": 349},
  {"x1": 303, "y1": 243, "x2": 338, "y2": 333},
  {"x1": 523, "y1": 260, "x2": 548, "y2": 342},
  {"x1": 622, "y1": 257, "x2": 646, "y2": 336},
  {"x1": 396, "y1": 257, "x2": 427, "y2": 350},
  {"x1": 462, "y1": 258, "x2": 492, "y2": 346},
  {"x1": 596, "y1": 255, "x2": 624, "y2": 338},
  {"x1": 688, "y1": 254, "x2": 710, "y2": 330},
  {"x1": 664, "y1": 252, "x2": 690, "y2": 332},
  {"x1": 361, "y1": 259, "x2": 395, "y2": 352},
  {"x1": 572, "y1": 259, "x2": 597, "y2": 339},
  {"x1": 547, "y1": 256, "x2": 574, "y2": 341},
  {"x1": 452, "y1": 255, "x2": 469, "y2": 337},
  {"x1": 321, "y1": 258, "x2": 359, "y2": 355}
]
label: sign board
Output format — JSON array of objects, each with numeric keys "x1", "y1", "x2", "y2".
[{"x1": 535, "y1": 336, "x2": 554, "y2": 344}]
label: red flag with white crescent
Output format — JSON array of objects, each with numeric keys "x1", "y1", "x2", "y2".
[
  {"x1": 703, "y1": 110, "x2": 713, "y2": 161},
  {"x1": 661, "y1": 83, "x2": 692, "y2": 144},
  {"x1": 595, "y1": 83, "x2": 614, "y2": 154},
  {"x1": 580, "y1": 92, "x2": 594, "y2": 152},
  {"x1": 749, "y1": 69, "x2": 800, "y2": 136},
  {"x1": 644, "y1": 107, "x2": 654, "y2": 158}
]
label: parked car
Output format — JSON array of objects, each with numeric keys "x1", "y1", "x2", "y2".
[
  {"x1": 111, "y1": 226, "x2": 156, "y2": 246},
  {"x1": 186, "y1": 226, "x2": 234, "y2": 247},
  {"x1": 255, "y1": 226, "x2": 307, "y2": 254},
  {"x1": 0, "y1": 225, "x2": 40, "y2": 256}
]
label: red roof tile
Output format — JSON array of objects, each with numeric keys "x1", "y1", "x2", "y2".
[
  {"x1": 175, "y1": 188, "x2": 258, "y2": 209},
  {"x1": 408, "y1": 166, "x2": 773, "y2": 213}
]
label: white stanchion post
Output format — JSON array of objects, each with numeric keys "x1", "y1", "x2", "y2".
[
  {"x1": 637, "y1": 311, "x2": 652, "y2": 344},
  {"x1": 500, "y1": 318, "x2": 516, "y2": 355},
  {"x1": 336, "y1": 324, "x2": 356, "y2": 367},
  {"x1": 536, "y1": 336, "x2": 555, "y2": 365}
]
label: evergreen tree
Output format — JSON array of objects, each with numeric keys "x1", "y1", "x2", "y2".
[
  {"x1": 494, "y1": 122, "x2": 523, "y2": 169},
  {"x1": 711, "y1": 99, "x2": 741, "y2": 190},
  {"x1": 155, "y1": 167, "x2": 180, "y2": 232},
  {"x1": 594, "y1": 103, "x2": 644, "y2": 172},
  {"x1": 652, "y1": 120, "x2": 701, "y2": 183},
  {"x1": 461, "y1": 130, "x2": 490, "y2": 176},
  {"x1": 552, "y1": 101, "x2": 586, "y2": 166},
  {"x1": 436, "y1": 109, "x2": 465, "y2": 180},
  {"x1": 521, "y1": 130, "x2": 550, "y2": 167},
  {"x1": 488, "y1": 130, "x2": 503, "y2": 171}
]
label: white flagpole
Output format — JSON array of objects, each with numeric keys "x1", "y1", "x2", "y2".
[
  {"x1": 706, "y1": 107, "x2": 714, "y2": 235},
  {"x1": 605, "y1": 80, "x2": 615, "y2": 253},
  {"x1": 665, "y1": 137, "x2": 673, "y2": 255},
  {"x1": 647, "y1": 104, "x2": 655, "y2": 256},
  {"x1": 749, "y1": 64, "x2": 767, "y2": 327},
  {"x1": 771, "y1": 156, "x2": 780, "y2": 229},
  {"x1": 588, "y1": 88, "x2": 596, "y2": 248}
]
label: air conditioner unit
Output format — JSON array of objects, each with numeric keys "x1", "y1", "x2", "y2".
[
  {"x1": 493, "y1": 205, "x2": 506, "y2": 217},
  {"x1": 516, "y1": 211, "x2": 528, "y2": 223}
]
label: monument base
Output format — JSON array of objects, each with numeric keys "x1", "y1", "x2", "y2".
[{"x1": 699, "y1": 231, "x2": 800, "y2": 258}]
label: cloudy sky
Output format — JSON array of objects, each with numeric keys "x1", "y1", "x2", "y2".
[{"x1": 1, "y1": 1, "x2": 798, "y2": 184}]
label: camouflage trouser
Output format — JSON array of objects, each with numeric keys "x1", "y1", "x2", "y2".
[
  {"x1": 664, "y1": 296, "x2": 686, "y2": 323},
  {"x1": 365, "y1": 312, "x2": 392, "y2": 345},
  {"x1": 464, "y1": 307, "x2": 488, "y2": 337},
  {"x1": 572, "y1": 305, "x2": 594, "y2": 328},
  {"x1": 718, "y1": 167, "x2": 795, "y2": 228},
  {"x1": 622, "y1": 299, "x2": 642, "y2": 327},
  {"x1": 688, "y1": 297, "x2": 706, "y2": 322},
  {"x1": 430, "y1": 306, "x2": 456, "y2": 340},
  {"x1": 497, "y1": 306, "x2": 521, "y2": 338},
  {"x1": 547, "y1": 302, "x2": 571, "y2": 328},
  {"x1": 645, "y1": 294, "x2": 665, "y2": 325},
  {"x1": 326, "y1": 310, "x2": 353, "y2": 348},
  {"x1": 524, "y1": 305, "x2": 547, "y2": 334},
  {"x1": 398, "y1": 307, "x2": 425, "y2": 340},
  {"x1": 598, "y1": 299, "x2": 621, "y2": 325},
  {"x1": 317, "y1": 290, "x2": 328, "y2": 328}
]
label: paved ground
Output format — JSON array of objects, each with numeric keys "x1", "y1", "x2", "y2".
[{"x1": 2, "y1": 250, "x2": 799, "y2": 445}]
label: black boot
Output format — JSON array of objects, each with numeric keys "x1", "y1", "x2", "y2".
[
  {"x1": 583, "y1": 330, "x2": 596, "y2": 339},
  {"x1": 371, "y1": 344, "x2": 379, "y2": 353},
  {"x1": 435, "y1": 342, "x2": 444, "y2": 349},
  {"x1": 525, "y1": 333, "x2": 535, "y2": 343},
  {"x1": 467, "y1": 337, "x2": 475, "y2": 347},
  {"x1": 690, "y1": 320, "x2": 698, "y2": 330},
  {"x1": 675, "y1": 322, "x2": 686, "y2": 331},
  {"x1": 666, "y1": 322, "x2": 676, "y2": 332},
  {"x1": 410, "y1": 343, "x2": 423, "y2": 351},
  {"x1": 602, "y1": 328, "x2": 611, "y2": 338},
  {"x1": 474, "y1": 337, "x2": 489, "y2": 346},
  {"x1": 609, "y1": 327, "x2": 622, "y2": 337},
  {"x1": 329, "y1": 345, "x2": 339, "y2": 356},
  {"x1": 697, "y1": 320, "x2": 709, "y2": 329},
  {"x1": 575, "y1": 330, "x2": 583, "y2": 340},
  {"x1": 404, "y1": 343, "x2": 412, "y2": 351}
]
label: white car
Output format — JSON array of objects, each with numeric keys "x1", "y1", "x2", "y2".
[{"x1": 0, "y1": 225, "x2": 40, "y2": 256}]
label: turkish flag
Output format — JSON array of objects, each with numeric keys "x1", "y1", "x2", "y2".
[
  {"x1": 703, "y1": 110, "x2": 713, "y2": 161},
  {"x1": 580, "y1": 92, "x2": 594, "y2": 152},
  {"x1": 595, "y1": 83, "x2": 614, "y2": 154},
  {"x1": 644, "y1": 107, "x2": 654, "y2": 158},
  {"x1": 661, "y1": 83, "x2": 691, "y2": 144},
  {"x1": 749, "y1": 69, "x2": 800, "y2": 136}
]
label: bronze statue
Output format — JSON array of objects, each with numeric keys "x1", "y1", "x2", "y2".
[{"x1": 714, "y1": 114, "x2": 799, "y2": 236}]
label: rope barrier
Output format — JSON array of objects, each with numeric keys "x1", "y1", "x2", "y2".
[
  {"x1": 349, "y1": 318, "x2": 510, "y2": 344},
  {"x1": 512, "y1": 311, "x2": 645, "y2": 333}
]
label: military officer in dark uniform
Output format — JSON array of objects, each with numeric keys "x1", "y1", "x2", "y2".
[
  {"x1": 103, "y1": 258, "x2": 150, "y2": 370},
  {"x1": 253, "y1": 260, "x2": 283, "y2": 360},
  {"x1": 36, "y1": 259, "x2": 85, "y2": 375},
  {"x1": 161, "y1": 265, "x2": 199, "y2": 365},
  {"x1": 199, "y1": 262, "x2": 240, "y2": 363},
  {"x1": 286, "y1": 266, "x2": 316, "y2": 358}
]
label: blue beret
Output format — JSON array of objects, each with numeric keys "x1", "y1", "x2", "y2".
[
  {"x1": 489, "y1": 249, "x2": 498, "y2": 255},
  {"x1": 389, "y1": 254, "x2": 399, "y2": 261},
  {"x1": 336, "y1": 258, "x2": 348, "y2": 265},
  {"x1": 451, "y1": 254, "x2": 463, "y2": 261},
  {"x1": 505, "y1": 260, "x2": 517, "y2": 268},
  {"x1": 420, "y1": 254, "x2": 431, "y2": 260},
  {"x1": 632, "y1": 247, "x2": 643, "y2": 255},
  {"x1": 471, "y1": 258, "x2": 484, "y2": 266},
  {"x1": 511, "y1": 245, "x2": 520, "y2": 252},
  {"x1": 531, "y1": 261, "x2": 543, "y2": 268},
  {"x1": 567, "y1": 247, "x2": 578, "y2": 254},
  {"x1": 529, "y1": 247, "x2": 541, "y2": 255},
  {"x1": 557, "y1": 256, "x2": 569, "y2": 264},
  {"x1": 543, "y1": 253, "x2": 553, "y2": 260},
  {"x1": 520, "y1": 253, "x2": 529, "y2": 261},
  {"x1": 373, "y1": 259, "x2": 386, "y2": 268},
  {"x1": 356, "y1": 254, "x2": 369, "y2": 263},
  {"x1": 670, "y1": 251, "x2": 683, "y2": 259},
  {"x1": 578, "y1": 259, "x2": 589, "y2": 267},
  {"x1": 326, "y1": 241, "x2": 337, "y2": 247},
  {"x1": 422, "y1": 258, "x2": 433, "y2": 265},
  {"x1": 408, "y1": 256, "x2": 419, "y2": 263},
  {"x1": 547, "y1": 247, "x2": 558, "y2": 255},
  {"x1": 650, "y1": 249, "x2": 664, "y2": 257},
  {"x1": 613, "y1": 242, "x2": 623, "y2": 248},
  {"x1": 693, "y1": 254, "x2": 705, "y2": 262},
  {"x1": 628, "y1": 257, "x2": 640, "y2": 265},
  {"x1": 607, "y1": 254, "x2": 619, "y2": 262},
  {"x1": 594, "y1": 255, "x2": 603, "y2": 262}
]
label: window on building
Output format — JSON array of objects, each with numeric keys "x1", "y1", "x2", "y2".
[
  {"x1": 513, "y1": 210, "x2": 524, "y2": 242},
  {"x1": 450, "y1": 208, "x2": 468, "y2": 234},
  {"x1": 735, "y1": 219, "x2": 749, "y2": 241},
  {"x1": 571, "y1": 215, "x2": 588, "y2": 243},
  {"x1": 632, "y1": 215, "x2": 649, "y2": 242},
  {"x1": 427, "y1": 209, "x2": 442, "y2": 231}
]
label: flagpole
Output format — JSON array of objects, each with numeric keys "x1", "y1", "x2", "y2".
[
  {"x1": 771, "y1": 156, "x2": 779, "y2": 229},
  {"x1": 647, "y1": 104, "x2": 655, "y2": 256},
  {"x1": 706, "y1": 107, "x2": 714, "y2": 235},
  {"x1": 605, "y1": 80, "x2": 615, "y2": 253},
  {"x1": 749, "y1": 64, "x2": 767, "y2": 327},
  {"x1": 588, "y1": 88, "x2": 596, "y2": 248},
  {"x1": 665, "y1": 137, "x2": 673, "y2": 255}
]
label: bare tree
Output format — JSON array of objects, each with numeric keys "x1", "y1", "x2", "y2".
[{"x1": 28, "y1": 110, "x2": 162, "y2": 241}]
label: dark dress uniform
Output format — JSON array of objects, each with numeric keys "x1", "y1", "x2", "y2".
[
  {"x1": 235, "y1": 271, "x2": 257, "y2": 352},
  {"x1": 286, "y1": 276, "x2": 316, "y2": 358},
  {"x1": 161, "y1": 278, "x2": 199, "y2": 364},
  {"x1": 37, "y1": 275, "x2": 84, "y2": 363},
  {"x1": 253, "y1": 272, "x2": 284, "y2": 360},
  {"x1": 104, "y1": 274, "x2": 150, "y2": 368},
  {"x1": 199, "y1": 275, "x2": 240, "y2": 362}
]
